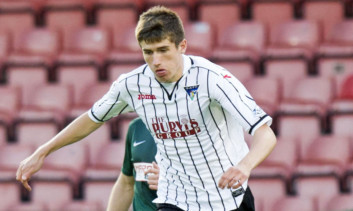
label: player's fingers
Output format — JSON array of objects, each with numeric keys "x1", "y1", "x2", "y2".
[
  {"x1": 149, "y1": 184, "x2": 158, "y2": 190},
  {"x1": 218, "y1": 173, "x2": 233, "y2": 189},
  {"x1": 16, "y1": 166, "x2": 22, "y2": 181},
  {"x1": 145, "y1": 166, "x2": 159, "y2": 175},
  {"x1": 231, "y1": 179, "x2": 242, "y2": 189},
  {"x1": 152, "y1": 161, "x2": 159, "y2": 169},
  {"x1": 227, "y1": 177, "x2": 240, "y2": 189},
  {"x1": 22, "y1": 178, "x2": 32, "y2": 192}
]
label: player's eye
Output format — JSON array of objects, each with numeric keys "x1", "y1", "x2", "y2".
[{"x1": 144, "y1": 50, "x2": 153, "y2": 55}]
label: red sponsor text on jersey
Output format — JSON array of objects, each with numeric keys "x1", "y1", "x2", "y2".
[
  {"x1": 223, "y1": 74, "x2": 231, "y2": 78},
  {"x1": 152, "y1": 118, "x2": 201, "y2": 139},
  {"x1": 138, "y1": 94, "x2": 156, "y2": 100}
]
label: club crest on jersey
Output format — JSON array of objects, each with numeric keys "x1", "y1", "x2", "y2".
[{"x1": 184, "y1": 85, "x2": 199, "y2": 100}]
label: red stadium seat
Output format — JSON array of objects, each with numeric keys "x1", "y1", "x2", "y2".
[
  {"x1": 7, "y1": 27, "x2": 60, "y2": 59},
  {"x1": 30, "y1": 180, "x2": 74, "y2": 211},
  {"x1": 0, "y1": 1, "x2": 36, "y2": 51},
  {"x1": 324, "y1": 193, "x2": 353, "y2": 211},
  {"x1": 212, "y1": 21, "x2": 266, "y2": 70},
  {"x1": 248, "y1": 177, "x2": 287, "y2": 211},
  {"x1": 295, "y1": 135, "x2": 351, "y2": 177},
  {"x1": 276, "y1": 114, "x2": 322, "y2": 158},
  {"x1": 0, "y1": 144, "x2": 33, "y2": 180},
  {"x1": 271, "y1": 195, "x2": 316, "y2": 211},
  {"x1": 64, "y1": 27, "x2": 111, "y2": 55},
  {"x1": 81, "y1": 123, "x2": 112, "y2": 166},
  {"x1": 316, "y1": 20, "x2": 353, "y2": 57},
  {"x1": 107, "y1": 26, "x2": 144, "y2": 65},
  {"x1": 6, "y1": 202, "x2": 47, "y2": 211},
  {"x1": 0, "y1": 182, "x2": 21, "y2": 211},
  {"x1": 68, "y1": 82, "x2": 111, "y2": 119},
  {"x1": 328, "y1": 75, "x2": 353, "y2": 113},
  {"x1": 6, "y1": 66, "x2": 49, "y2": 106},
  {"x1": 197, "y1": 0, "x2": 242, "y2": 37},
  {"x1": 60, "y1": 200, "x2": 103, "y2": 211},
  {"x1": 245, "y1": 76, "x2": 280, "y2": 116},
  {"x1": 264, "y1": 20, "x2": 321, "y2": 62},
  {"x1": 264, "y1": 59, "x2": 308, "y2": 99},
  {"x1": 251, "y1": 0, "x2": 294, "y2": 40},
  {"x1": 4, "y1": 28, "x2": 60, "y2": 83},
  {"x1": 0, "y1": 86, "x2": 21, "y2": 125},
  {"x1": 83, "y1": 180, "x2": 116, "y2": 210},
  {"x1": 278, "y1": 77, "x2": 334, "y2": 116},
  {"x1": 93, "y1": 0, "x2": 138, "y2": 40},
  {"x1": 184, "y1": 21, "x2": 215, "y2": 58},
  {"x1": 43, "y1": 0, "x2": 87, "y2": 50},
  {"x1": 338, "y1": 74, "x2": 353, "y2": 99},
  {"x1": 292, "y1": 176, "x2": 340, "y2": 211},
  {"x1": 15, "y1": 121, "x2": 59, "y2": 148},
  {"x1": 301, "y1": 0, "x2": 344, "y2": 41},
  {"x1": 0, "y1": 123, "x2": 7, "y2": 146},
  {"x1": 317, "y1": 58, "x2": 353, "y2": 98},
  {"x1": 84, "y1": 140, "x2": 125, "y2": 181},
  {"x1": 0, "y1": 31, "x2": 11, "y2": 61},
  {"x1": 56, "y1": 66, "x2": 99, "y2": 105},
  {"x1": 18, "y1": 84, "x2": 72, "y2": 124},
  {"x1": 330, "y1": 113, "x2": 353, "y2": 137},
  {"x1": 34, "y1": 142, "x2": 88, "y2": 184},
  {"x1": 55, "y1": 27, "x2": 111, "y2": 80}
]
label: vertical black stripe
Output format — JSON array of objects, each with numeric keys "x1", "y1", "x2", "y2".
[
  {"x1": 161, "y1": 88, "x2": 180, "y2": 204},
  {"x1": 136, "y1": 75, "x2": 154, "y2": 134},
  {"x1": 216, "y1": 85, "x2": 252, "y2": 127},
  {"x1": 194, "y1": 68, "x2": 225, "y2": 210},
  {"x1": 125, "y1": 78, "x2": 136, "y2": 111},
  {"x1": 174, "y1": 97, "x2": 192, "y2": 210},
  {"x1": 158, "y1": 84, "x2": 173, "y2": 203},
  {"x1": 183, "y1": 75, "x2": 203, "y2": 210},
  {"x1": 185, "y1": 73, "x2": 213, "y2": 210}
]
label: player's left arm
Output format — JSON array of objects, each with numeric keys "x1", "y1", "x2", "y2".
[{"x1": 218, "y1": 124, "x2": 276, "y2": 189}]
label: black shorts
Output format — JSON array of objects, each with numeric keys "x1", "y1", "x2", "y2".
[{"x1": 156, "y1": 187, "x2": 255, "y2": 211}]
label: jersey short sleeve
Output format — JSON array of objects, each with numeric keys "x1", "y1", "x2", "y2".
[
  {"x1": 209, "y1": 69, "x2": 272, "y2": 136},
  {"x1": 88, "y1": 77, "x2": 134, "y2": 123}
]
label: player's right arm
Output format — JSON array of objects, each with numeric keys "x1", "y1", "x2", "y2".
[
  {"x1": 107, "y1": 172, "x2": 135, "y2": 211},
  {"x1": 16, "y1": 112, "x2": 103, "y2": 191}
]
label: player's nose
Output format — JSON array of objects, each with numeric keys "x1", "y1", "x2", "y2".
[{"x1": 152, "y1": 54, "x2": 161, "y2": 66}]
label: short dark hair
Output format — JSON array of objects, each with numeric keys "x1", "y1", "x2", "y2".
[{"x1": 135, "y1": 6, "x2": 185, "y2": 47}]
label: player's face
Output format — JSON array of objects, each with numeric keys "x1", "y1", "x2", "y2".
[{"x1": 141, "y1": 38, "x2": 187, "y2": 83}]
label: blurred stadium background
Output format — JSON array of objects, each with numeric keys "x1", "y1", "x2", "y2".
[{"x1": 0, "y1": 0, "x2": 353, "y2": 210}]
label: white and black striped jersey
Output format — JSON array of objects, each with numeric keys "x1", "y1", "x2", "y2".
[{"x1": 88, "y1": 55, "x2": 272, "y2": 211}]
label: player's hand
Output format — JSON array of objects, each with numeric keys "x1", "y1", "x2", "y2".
[
  {"x1": 145, "y1": 161, "x2": 159, "y2": 190},
  {"x1": 218, "y1": 164, "x2": 250, "y2": 190},
  {"x1": 16, "y1": 151, "x2": 45, "y2": 191}
]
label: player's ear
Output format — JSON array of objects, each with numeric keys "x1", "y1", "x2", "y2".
[{"x1": 179, "y1": 39, "x2": 187, "y2": 54}]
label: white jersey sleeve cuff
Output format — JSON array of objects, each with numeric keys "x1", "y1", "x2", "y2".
[
  {"x1": 87, "y1": 109, "x2": 104, "y2": 123},
  {"x1": 249, "y1": 115, "x2": 272, "y2": 136}
]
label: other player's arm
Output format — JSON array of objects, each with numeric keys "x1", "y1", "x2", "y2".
[
  {"x1": 145, "y1": 161, "x2": 160, "y2": 190},
  {"x1": 107, "y1": 172, "x2": 135, "y2": 211},
  {"x1": 16, "y1": 112, "x2": 103, "y2": 191}
]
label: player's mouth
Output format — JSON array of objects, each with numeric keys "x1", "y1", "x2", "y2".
[{"x1": 155, "y1": 69, "x2": 167, "y2": 77}]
